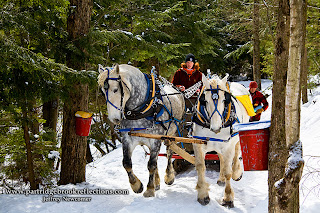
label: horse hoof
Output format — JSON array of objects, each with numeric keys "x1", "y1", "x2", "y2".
[
  {"x1": 197, "y1": 196, "x2": 210, "y2": 205},
  {"x1": 155, "y1": 185, "x2": 160, "y2": 191},
  {"x1": 222, "y1": 200, "x2": 234, "y2": 208},
  {"x1": 143, "y1": 189, "x2": 155, "y2": 197},
  {"x1": 234, "y1": 173, "x2": 243, "y2": 181},
  {"x1": 132, "y1": 182, "x2": 143, "y2": 193},
  {"x1": 217, "y1": 180, "x2": 225, "y2": 186},
  {"x1": 165, "y1": 178, "x2": 175, "y2": 185}
]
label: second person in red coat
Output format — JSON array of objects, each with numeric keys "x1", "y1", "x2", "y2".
[{"x1": 249, "y1": 81, "x2": 269, "y2": 122}]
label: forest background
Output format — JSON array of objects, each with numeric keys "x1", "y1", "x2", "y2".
[{"x1": 0, "y1": 0, "x2": 319, "y2": 192}]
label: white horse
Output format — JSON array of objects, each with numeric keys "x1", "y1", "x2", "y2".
[
  {"x1": 98, "y1": 64, "x2": 185, "y2": 197},
  {"x1": 192, "y1": 74, "x2": 250, "y2": 207}
]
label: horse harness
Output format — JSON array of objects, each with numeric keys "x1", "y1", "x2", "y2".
[
  {"x1": 193, "y1": 81, "x2": 240, "y2": 133},
  {"x1": 103, "y1": 68, "x2": 184, "y2": 134}
]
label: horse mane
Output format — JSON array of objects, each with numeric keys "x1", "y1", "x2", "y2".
[
  {"x1": 97, "y1": 65, "x2": 117, "y2": 88},
  {"x1": 209, "y1": 75, "x2": 228, "y2": 91}
]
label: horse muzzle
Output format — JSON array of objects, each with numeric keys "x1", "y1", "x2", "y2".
[
  {"x1": 210, "y1": 127, "x2": 222, "y2": 134},
  {"x1": 112, "y1": 118, "x2": 121, "y2": 125}
]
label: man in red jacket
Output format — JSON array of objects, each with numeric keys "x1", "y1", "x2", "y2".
[
  {"x1": 249, "y1": 81, "x2": 269, "y2": 122},
  {"x1": 171, "y1": 54, "x2": 203, "y2": 169},
  {"x1": 172, "y1": 53, "x2": 202, "y2": 92}
]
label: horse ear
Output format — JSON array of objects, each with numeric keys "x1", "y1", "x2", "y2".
[
  {"x1": 114, "y1": 64, "x2": 120, "y2": 74},
  {"x1": 222, "y1": 73, "x2": 229, "y2": 84},
  {"x1": 202, "y1": 73, "x2": 210, "y2": 89},
  {"x1": 98, "y1": 64, "x2": 105, "y2": 74}
]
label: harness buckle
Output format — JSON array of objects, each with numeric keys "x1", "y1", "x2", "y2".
[{"x1": 212, "y1": 93, "x2": 219, "y2": 100}]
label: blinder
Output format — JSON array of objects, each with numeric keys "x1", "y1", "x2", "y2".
[
  {"x1": 102, "y1": 67, "x2": 124, "y2": 112},
  {"x1": 224, "y1": 92, "x2": 231, "y2": 105}
]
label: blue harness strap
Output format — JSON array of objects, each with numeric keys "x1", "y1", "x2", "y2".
[
  {"x1": 192, "y1": 132, "x2": 239, "y2": 142},
  {"x1": 118, "y1": 128, "x2": 148, "y2": 132}
]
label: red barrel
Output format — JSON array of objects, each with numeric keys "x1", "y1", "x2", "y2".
[
  {"x1": 75, "y1": 116, "x2": 93, "y2": 136},
  {"x1": 239, "y1": 128, "x2": 269, "y2": 171}
]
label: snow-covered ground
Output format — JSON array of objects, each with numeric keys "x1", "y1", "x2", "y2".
[{"x1": 1, "y1": 79, "x2": 320, "y2": 213}]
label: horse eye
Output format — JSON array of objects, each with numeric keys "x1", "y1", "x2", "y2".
[
  {"x1": 104, "y1": 82, "x2": 109, "y2": 91},
  {"x1": 113, "y1": 88, "x2": 118, "y2": 93}
]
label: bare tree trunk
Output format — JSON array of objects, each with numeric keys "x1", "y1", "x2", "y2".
[
  {"x1": 270, "y1": 0, "x2": 306, "y2": 212},
  {"x1": 43, "y1": 98, "x2": 59, "y2": 130},
  {"x1": 29, "y1": 99, "x2": 40, "y2": 136},
  {"x1": 94, "y1": 143, "x2": 107, "y2": 156},
  {"x1": 59, "y1": 0, "x2": 92, "y2": 185},
  {"x1": 22, "y1": 110, "x2": 38, "y2": 190},
  {"x1": 277, "y1": 0, "x2": 306, "y2": 211},
  {"x1": 43, "y1": 98, "x2": 59, "y2": 142},
  {"x1": 86, "y1": 141, "x2": 93, "y2": 163},
  {"x1": 300, "y1": 1, "x2": 308, "y2": 104},
  {"x1": 253, "y1": 0, "x2": 261, "y2": 89},
  {"x1": 268, "y1": 0, "x2": 290, "y2": 212}
]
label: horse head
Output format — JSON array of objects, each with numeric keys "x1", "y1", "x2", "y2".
[
  {"x1": 201, "y1": 74, "x2": 229, "y2": 133},
  {"x1": 98, "y1": 64, "x2": 131, "y2": 124}
]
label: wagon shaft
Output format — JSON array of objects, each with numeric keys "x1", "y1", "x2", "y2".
[
  {"x1": 128, "y1": 132, "x2": 200, "y2": 164},
  {"x1": 164, "y1": 139, "x2": 195, "y2": 165},
  {"x1": 128, "y1": 132, "x2": 207, "y2": 144}
]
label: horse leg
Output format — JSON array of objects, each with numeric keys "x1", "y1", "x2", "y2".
[
  {"x1": 232, "y1": 141, "x2": 243, "y2": 181},
  {"x1": 155, "y1": 167, "x2": 160, "y2": 191},
  {"x1": 217, "y1": 153, "x2": 226, "y2": 186},
  {"x1": 164, "y1": 146, "x2": 175, "y2": 185},
  {"x1": 122, "y1": 142, "x2": 143, "y2": 194},
  {"x1": 221, "y1": 152, "x2": 235, "y2": 208},
  {"x1": 143, "y1": 141, "x2": 160, "y2": 197},
  {"x1": 193, "y1": 144, "x2": 210, "y2": 205}
]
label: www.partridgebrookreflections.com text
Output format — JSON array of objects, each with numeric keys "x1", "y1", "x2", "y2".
[{"x1": 1, "y1": 188, "x2": 129, "y2": 203}]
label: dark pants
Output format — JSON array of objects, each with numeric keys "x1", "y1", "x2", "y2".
[{"x1": 250, "y1": 113, "x2": 261, "y2": 122}]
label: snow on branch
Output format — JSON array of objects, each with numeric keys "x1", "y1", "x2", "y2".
[{"x1": 274, "y1": 140, "x2": 304, "y2": 209}]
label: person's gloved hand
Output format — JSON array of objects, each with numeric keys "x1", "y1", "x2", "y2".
[
  {"x1": 179, "y1": 86, "x2": 185, "y2": 91},
  {"x1": 256, "y1": 108, "x2": 264, "y2": 114}
]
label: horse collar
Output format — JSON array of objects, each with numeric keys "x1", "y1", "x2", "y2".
[{"x1": 124, "y1": 73, "x2": 163, "y2": 120}]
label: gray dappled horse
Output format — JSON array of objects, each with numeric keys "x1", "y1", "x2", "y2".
[
  {"x1": 98, "y1": 64, "x2": 185, "y2": 197},
  {"x1": 192, "y1": 74, "x2": 250, "y2": 207}
]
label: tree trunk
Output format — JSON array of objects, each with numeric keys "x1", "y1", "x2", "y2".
[
  {"x1": 300, "y1": 1, "x2": 308, "y2": 104},
  {"x1": 29, "y1": 99, "x2": 40, "y2": 136},
  {"x1": 279, "y1": 0, "x2": 306, "y2": 211},
  {"x1": 268, "y1": 0, "x2": 290, "y2": 212},
  {"x1": 22, "y1": 109, "x2": 38, "y2": 190},
  {"x1": 43, "y1": 98, "x2": 59, "y2": 130},
  {"x1": 86, "y1": 141, "x2": 93, "y2": 163},
  {"x1": 43, "y1": 98, "x2": 59, "y2": 142},
  {"x1": 59, "y1": 0, "x2": 92, "y2": 185},
  {"x1": 270, "y1": 0, "x2": 306, "y2": 212},
  {"x1": 94, "y1": 143, "x2": 107, "y2": 156},
  {"x1": 253, "y1": 0, "x2": 261, "y2": 89}
]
